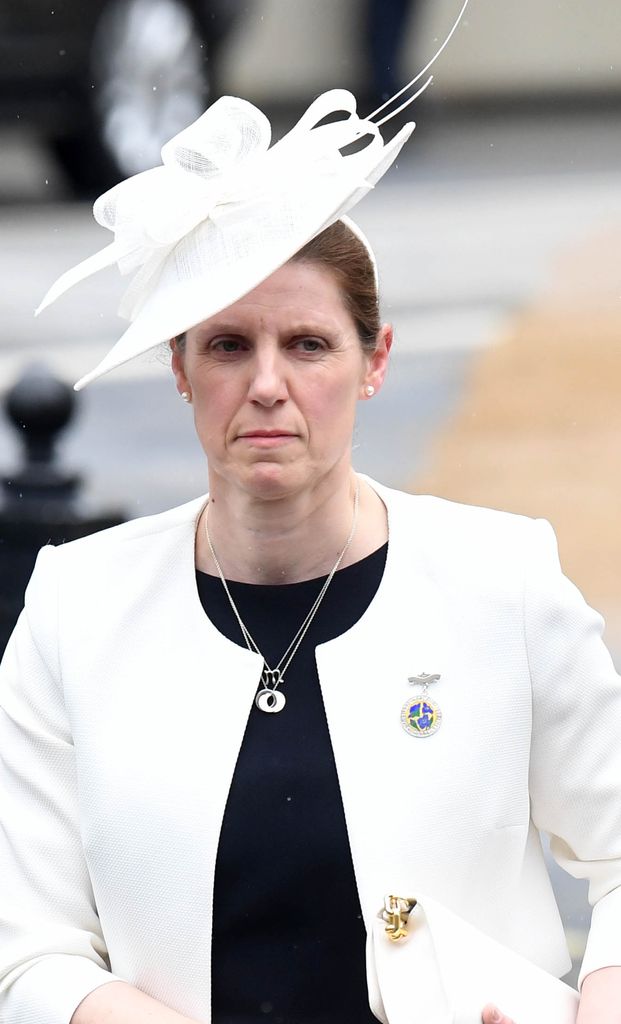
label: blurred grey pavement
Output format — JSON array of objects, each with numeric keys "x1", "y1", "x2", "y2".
[{"x1": 2, "y1": 106, "x2": 621, "y2": 984}]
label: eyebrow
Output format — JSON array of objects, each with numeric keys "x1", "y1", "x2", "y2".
[{"x1": 194, "y1": 318, "x2": 339, "y2": 337}]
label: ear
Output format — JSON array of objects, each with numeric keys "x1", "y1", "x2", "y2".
[
  {"x1": 170, "y1": 338, "x2": 189, "y2": 396},
  {"x1": 361, "y1": 323, "x2": 392, "y2": 398}
]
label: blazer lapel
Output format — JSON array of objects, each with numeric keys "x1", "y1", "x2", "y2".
[
  {"x1": 316, "y1": 484, "x2": 455, "y2": 924},
  {"x1": 154, "y1": 500, "x2": 265, "y2": 838}
]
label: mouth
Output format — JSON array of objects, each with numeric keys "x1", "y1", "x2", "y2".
[
  {"x1": 239, "y1": 430, "x2": 295, "y2": 437},
  {"x1": 237, "y1": 430, "x2": 297, "y2": 447}
]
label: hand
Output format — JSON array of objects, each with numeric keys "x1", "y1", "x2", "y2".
[{"x1": 481, "y1": 1005, "x2": 515, "y2": 1024}]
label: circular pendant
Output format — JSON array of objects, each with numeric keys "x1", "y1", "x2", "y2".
[
  {"x1": 255, "y1": 688, "x2": 286, "y2": 714},
  {"x1": 401, "y1": 696, "x2": 442, "y2": 737}
]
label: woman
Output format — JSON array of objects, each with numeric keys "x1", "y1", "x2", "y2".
[{"x1": 2, "y1": 85, "x2": 621, "y2": 1024}]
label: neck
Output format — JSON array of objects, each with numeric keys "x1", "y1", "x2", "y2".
[{"x1": 196, "y1": 472, "x2": 387, "y2": 584}]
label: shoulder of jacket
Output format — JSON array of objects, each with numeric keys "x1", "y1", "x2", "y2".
[
  {"x1": 22, "y1": 496, "x2": 207, "y2": 641},
  {"x1": 366, "y1": 478, "x2": 555, "y2": 581},
  {"x1": 371, "y1": 477, "x2": 544, "y2": 540},
  {"x1": 41, "y1": 494, "x2": 207, "y2": 567}
]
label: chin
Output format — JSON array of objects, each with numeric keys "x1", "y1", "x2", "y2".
[{"x1": 242, "y1": 461, "x2": 311, "y2": 501}]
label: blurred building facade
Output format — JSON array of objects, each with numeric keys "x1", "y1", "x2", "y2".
[{"x1": 219, "y1": 0, "x2": 621, "y2": 105}]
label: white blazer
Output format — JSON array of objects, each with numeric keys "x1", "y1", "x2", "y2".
[{"x1": 1, "y1": 478, "x2": 621, "y2": 1024}]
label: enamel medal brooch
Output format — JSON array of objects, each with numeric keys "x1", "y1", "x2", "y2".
[{"x1": 401, "y1": 673, "x2": 442, "y2": 737}]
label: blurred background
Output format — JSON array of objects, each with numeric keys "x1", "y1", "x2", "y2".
[{"x1": 1, "y1": 0, "x2": 621, "y2": 986}]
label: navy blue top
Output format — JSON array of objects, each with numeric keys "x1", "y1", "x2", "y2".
[{"x1": 196, "y1": 542, "x2": 387, "y2": 1024}]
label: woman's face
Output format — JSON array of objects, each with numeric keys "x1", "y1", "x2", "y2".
[{"x1": 171, "y1": 261, "x2": 391, "y2": 501}]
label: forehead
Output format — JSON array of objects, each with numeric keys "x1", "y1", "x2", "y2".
[{"x1": 190, "y1": 261, "x2": 354, "y2": 335}]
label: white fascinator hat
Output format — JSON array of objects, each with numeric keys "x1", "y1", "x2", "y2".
[{"x1": 36, "y1": 1, "x2": 468, "y2": 391}]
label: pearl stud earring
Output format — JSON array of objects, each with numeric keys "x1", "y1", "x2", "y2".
[
  {"x1": 365, "y1": 385, "x2": 375, "y2": 397},
  {"x1": 181, "y1": 391, "x2": 191, "y2": 403}
]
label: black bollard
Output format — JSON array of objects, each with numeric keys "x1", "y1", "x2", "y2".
[{"x1": 0, "y1": 364, "x2": 126, "y2": 655}]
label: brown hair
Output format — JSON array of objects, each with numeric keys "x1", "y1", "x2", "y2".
[
  {"x1": 173, "y1": 219, "x2": 380, "y2": 354},
  {"x1": 291, "y1": 219, "x2": 380, "y2": 352}
]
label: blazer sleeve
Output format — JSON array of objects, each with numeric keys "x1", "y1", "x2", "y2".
[
  {"x1": 524, "y1": 519, "x2": 621, "y2": 988},
  {"x1": 0, "y1": 546, "x2": 123, "y2": 1024}
]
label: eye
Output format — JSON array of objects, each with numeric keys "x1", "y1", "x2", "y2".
[
  {"x1": 292, "y1": 336, "x2": 326, "y2": 353},
  {"x1": 210, "y1": 337, "x2": 246, "y2": 353}
]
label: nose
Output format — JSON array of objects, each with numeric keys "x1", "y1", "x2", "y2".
[{"x1": 247, "y1": 343, "x2": 289, "y2": 407}]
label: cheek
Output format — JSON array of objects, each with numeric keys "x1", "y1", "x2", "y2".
[
  {"x1": 305, "y1": 376, "x2": 360, "y2": 431},
  {"x1": 190, "y1": 383, "x2": 238, "y2": 447}
]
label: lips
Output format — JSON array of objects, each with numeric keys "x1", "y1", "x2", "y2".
[
  {"x1": 238, "y1": 430, "x2": 295, "y2": 438},
  {"x1": 236, "y1": 429, "x2": 298, "y2": 450}
]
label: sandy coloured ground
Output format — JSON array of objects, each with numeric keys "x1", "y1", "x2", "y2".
[{"x1": 412, "y1": 227, "x2": 621, "y2": 646}]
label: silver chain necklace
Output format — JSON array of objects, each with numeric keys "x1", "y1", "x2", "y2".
[{"x1": 204, "y1": 481, "x2": 360, "y2": 713}]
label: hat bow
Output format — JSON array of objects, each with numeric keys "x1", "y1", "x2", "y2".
[{"x1": 35, "y1": 90, "x2": 384, "y2": 321}]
